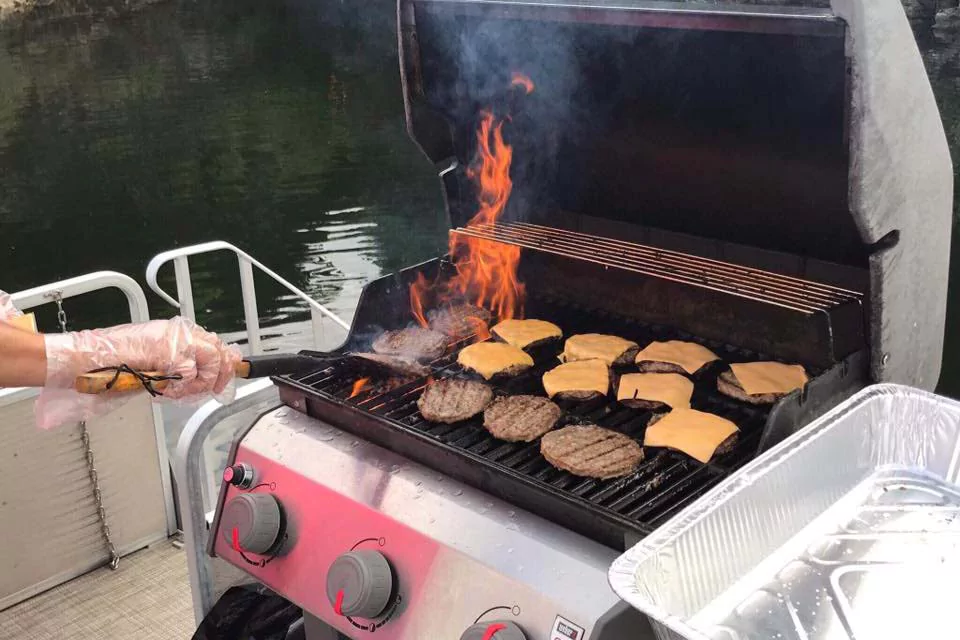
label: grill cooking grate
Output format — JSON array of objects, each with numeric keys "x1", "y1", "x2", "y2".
[{"x1": 278, "y1": 296, "x2": 794, "y2": 548}]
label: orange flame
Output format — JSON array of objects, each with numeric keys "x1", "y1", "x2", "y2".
[
  {"x1": 410, "y1": 272, "x2": 430, "y2": 328},
  {"x1": 410, "y1": 74, "x2": 533, "y2": 327},
  {"x1": 511, "y1": 72, "x2": 534, "y2": 95},
  {"x1": 446, "y1": 109, "x2": 526, "y2": 321},
  {"x1": 466, "y1": 315, "x2": 491, "y2": 341},
  {"x1": 349, "y1": 377, "x2": 371, "y2": 398}
]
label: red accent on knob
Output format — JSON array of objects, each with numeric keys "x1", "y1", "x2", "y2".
[
  {"x1": 223, "y1": 463, "x2": 254, "y2": 488},
  {"x1": 482, "y1": 624, "x2": 507, "y2": 640},
  {"x1": 334, "y1": 589, "x2": 345, "y2": 616},
  {"x1": 231, "y1": 527, "x2": 241, "y2": 552}
]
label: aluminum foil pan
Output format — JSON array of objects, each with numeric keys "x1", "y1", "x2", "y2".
[{"x1": 608, "y1": 384, "x2": 960, "y2": 640}]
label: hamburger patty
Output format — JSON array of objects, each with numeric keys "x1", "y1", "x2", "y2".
[
  {"x1": 352, "y1": 353, "x2": 430, "y2": 378},
  {"x1": 372, "y1": 327, "x2": 448, "y2": 361},
  {"x1": 483, "y1": 395, "x2": 562, "y2": 442},
  {"x1": 635, "y1": 361, "x2": 689, "y2": 375},
  {"x1": 717, "y1": 370, "x2": 782, "y2": 405},
  {"x1": 428, "y1": 305, "x2": 493, "y2": 338},
  {"x1": 417, "y1": 378, "x2": 493, "y2": 423},
  {"x1": 540, "y1": 425, "x2": 644, "y2": 479}
]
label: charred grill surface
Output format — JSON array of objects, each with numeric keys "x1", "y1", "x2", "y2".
[{"x1": 277, "y1": 295, "x2": 808, "y2": 549}]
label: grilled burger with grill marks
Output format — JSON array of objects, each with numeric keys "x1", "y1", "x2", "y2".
[
  {"x1": 417, "y1": 378, "x2": 493, "y2": 423},
  {"x1": 483, "y1": 395, "x2": 562, "y2": 442},
  {"x1": 428, "y1": 304, "x2": 492, "y2": 339},
  {"x1": 372, "y1": 326, "x2": 448, "y2": 361},
  {"x1": 541, "y1": 425, "x2": 644, "y2": 479}
]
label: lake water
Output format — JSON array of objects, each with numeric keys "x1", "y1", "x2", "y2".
[{"x1": 2, "y1": 0, "x2": 960, "y2": 394}]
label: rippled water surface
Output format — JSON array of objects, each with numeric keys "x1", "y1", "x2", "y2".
[
  {"x1": 3, "y1": 1, "x2": 960, "y2": 395},
  {"x1": 0, "y1": 0, "x2": 446, "y2": 338}
]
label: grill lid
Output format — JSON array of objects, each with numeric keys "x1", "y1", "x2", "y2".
[
  {"x1": 399, "y1": 0, "x2": 952, "y2": 389},
  {"x1": 401, "y1": 0, "x2": 856, "y2": 264}
]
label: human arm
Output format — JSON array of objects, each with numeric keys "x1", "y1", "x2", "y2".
[
  {"x1": 0, "y1": 320, "x2": 47, "y2": 387},
  {"x1": 35, "y1": 317, "x2": 243, "y2": 429}
]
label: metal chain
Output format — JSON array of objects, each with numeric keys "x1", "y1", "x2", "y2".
[{"x1": 49, "y1": 292, "x2": 121, "y2": 570}]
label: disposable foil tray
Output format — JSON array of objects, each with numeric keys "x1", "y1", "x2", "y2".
[{"x1": 609, "y1": 384, "x2": 960, "y2": 640}]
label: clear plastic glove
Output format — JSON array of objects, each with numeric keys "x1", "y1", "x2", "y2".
[
  {"x1": 0, "y1": 290, "x2": 22, "y2": 321},
  {"x1": 36, "y1": 316, "x2": 242, "y2": 430}
]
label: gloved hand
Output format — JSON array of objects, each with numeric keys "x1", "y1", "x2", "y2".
[
  {"x1": 0, "y1": 291, "x2": 22, "y2": 321},
  {"x1": 37, "y1": 316, "x2": 243, "y2": 430}
]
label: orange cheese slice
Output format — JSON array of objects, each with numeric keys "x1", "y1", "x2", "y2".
[
  {"x1": 730, "y1": 362, "x2": 808, "y2": 396},
  {"x1": 542, "y1": 359, "x2": 610, "y2": 398},
  {"x1": 491, "y1": 319, "x2": 562, "y2": 349},
  {"x1": 635, "y1": 340, "x2": 720, "y2": 374},
  {"x1": 560, "y1": 334, "x2": 638, "y2": 366},
  {"x1": 643, "y1": 409, "x2": 739, "y2": 463},
  {"x1": 617, "y1": 373, "x2": 693, "y2": 409},
  {"x1": 458, "y1": 342, "x2": 534, "y2": 380}
]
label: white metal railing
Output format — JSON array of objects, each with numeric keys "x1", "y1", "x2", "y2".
[
  {"x1": 174, "y1": 379, "x2": 278, "y2": 623},
  {"x1": 2, "y1": 271, "x2": 176, "y2": 536},
  {"x1": 145, "y1": 241, "x2": 350, "y2": 354}
]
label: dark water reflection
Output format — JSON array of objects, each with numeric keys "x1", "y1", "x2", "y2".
[
  {"x1": 3, "y1": 0, "x2": 960, "y2": 395},
  {"x1": 0, "y1": 0, "x2": 446, "y2": 332}
]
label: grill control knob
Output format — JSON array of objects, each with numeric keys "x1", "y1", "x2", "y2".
[
  {"x1": 326, "y1": 550, "x2": 393, "y2": 619},
  {"x1": 223, "y1": 462, "x2": 254, "y2": 488},
  {"x1": 220, "y1": 493, "x2": 282, "y2": 555},
  {"x1": 460, "y1": 621, "x2": 527, "y2": 640}
]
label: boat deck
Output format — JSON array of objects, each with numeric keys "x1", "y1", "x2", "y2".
[{"x1": 0, "y1": 542, "x2": 193, "y2": 640}]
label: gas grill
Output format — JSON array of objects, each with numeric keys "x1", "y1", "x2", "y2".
[{"x1": 206, "y1": 0, "x2": 952, "y2": 638}]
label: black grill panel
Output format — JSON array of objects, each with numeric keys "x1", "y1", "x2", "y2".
[{"x1": 279, "y1": 295, "x2": 800, "y2": 549}]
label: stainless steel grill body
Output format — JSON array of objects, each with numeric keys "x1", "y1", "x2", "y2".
[{"x1": 211, "y1": 407, "x2": 650, "y2": 639}]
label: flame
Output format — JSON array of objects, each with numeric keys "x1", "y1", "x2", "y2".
[
  {"x1": 349, "y1": 377, "x2": 371, "y2": 398},
  {"x1": 466, "y1": 315, "x2": 491, "y2": 341},
  {"x1": 409, "y1": 74, "x2": 533, "y2": 327},
  {"x1": 510, "y1": 72, "x2": 534, "y2": 95},
  {"x1": 410, "y1": 272, "x2": 430, "y2": 328},
  {"x1": 446, "y1": 109, "x2": 526, "y2": 321}
]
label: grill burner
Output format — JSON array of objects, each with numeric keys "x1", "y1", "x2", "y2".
[{"x1": 278, "y1": 295, "x2": 822, "y2": 549}]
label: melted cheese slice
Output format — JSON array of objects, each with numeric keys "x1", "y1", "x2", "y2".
[
  {"x1": 730, "y1": 362, "x2": 808, "y2": 396},
  {"x1": 617, "y1": 373, "x2": 693, "y2": 409},
  {"x1": 542, "y1": 359, "x2": 610, "y2": 398},
  {"x1": 492, "y1": 319, "x2": 562, "y2": 349},
  {"x1": 560, "y1": 334, "x2": 638, "y2": 366},
  {"x1": 644, "y1": 409, "x2": 738, "y2": 463},
  {"x1": 458, "y1": 342, "x2": 534, "y2": 380},
  {"x1": 635, "y1": 340, "x2": 720, "y2": 374}
]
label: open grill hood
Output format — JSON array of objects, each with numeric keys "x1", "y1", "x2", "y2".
[{"x1": 398, "y1": 0, "x2": 952, "y2": 390}]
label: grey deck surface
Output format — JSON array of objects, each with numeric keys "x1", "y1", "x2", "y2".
[{"x1": 0, "y1": 542, "x2": 194, "y2": 640}]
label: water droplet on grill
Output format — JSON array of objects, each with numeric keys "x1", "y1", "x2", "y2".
[
  {"x1": 390, "y1": 464, "x2": 401, "y2": 474},
  {"x1": 507, "y1": 510, "x2": 516, "y2": 517},
  {"x1": 453, "y1": 489, "x2": 463, "y2": 496}
]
